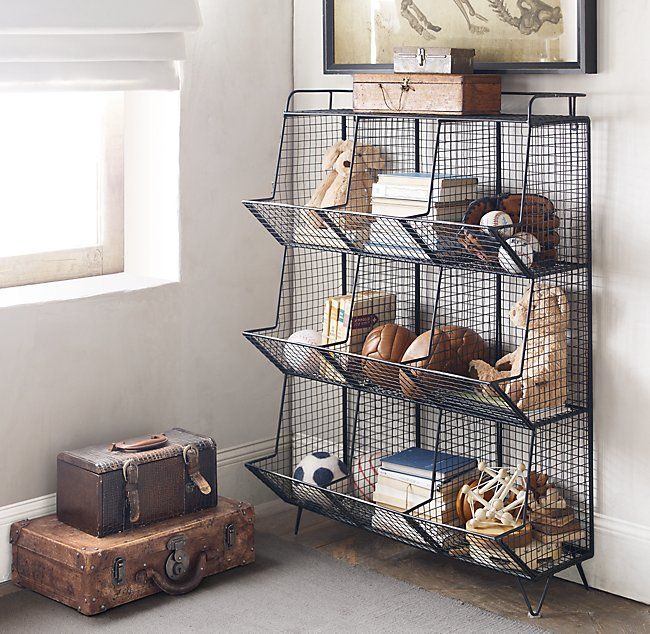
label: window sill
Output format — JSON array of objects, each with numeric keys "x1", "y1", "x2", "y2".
[{"x1": 0, "y1": 273, "x2": 178, "y2": 309}]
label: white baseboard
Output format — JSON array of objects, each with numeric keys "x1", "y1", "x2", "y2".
[
  {"x1": 2, "y1": 451, "x2": 648, "y2": 606},
  {"x1": 0, "y1": 493, "x2": 56, "y2": 583},
  {"x1": 558, "y1": 513, "x2": 650, "y2": 605},
  {"x1": 0, "y1": 436, "x2": 277, "y2": 583}
]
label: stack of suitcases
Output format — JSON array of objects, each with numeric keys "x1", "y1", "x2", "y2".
[{"x1": 10, "y1": 429, "x2": 254, "y2": 615}]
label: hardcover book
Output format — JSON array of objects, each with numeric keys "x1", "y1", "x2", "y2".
[
  {"x1": 336, "y1": 289, "x2": 397, "y2": 354},
  {"x1": 373, "y1": 173, "x2": 478, "y2": 206},
  {"x1": 380, "y1": 447, "x2": 476, "y2": 481}
]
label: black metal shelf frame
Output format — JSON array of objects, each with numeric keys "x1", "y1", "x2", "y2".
[{"x1": 242, "y1": 90, "x2": 593, "y2": 616}]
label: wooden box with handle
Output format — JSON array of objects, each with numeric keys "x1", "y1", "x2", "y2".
[
  {"x1": 57, "y1": 428, "x2": 217, "y2": 537},
  {"x1": 353, "y1": 73, "x2": 501, "y2": 116},
  {"x1": 11, "y1": 498, "x2": 253, "y2": 615}
]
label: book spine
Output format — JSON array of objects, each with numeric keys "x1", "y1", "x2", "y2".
[
  {"x1": 322, "y1": 298, "x2": 332, "y2": 344},
  {"x1": 380, "y1": 463, "x2": 476, "y2": 484},
  {"x1": 336, "y1": 295, "x2": 352, "y2": 349}
]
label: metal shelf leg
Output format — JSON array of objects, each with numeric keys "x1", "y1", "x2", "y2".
[
  {"x1": 294, "y1": 506, "x2": 304, "y2": 536},
  {"x1": 576, "y1": 562, "x2": 590, "y2": 591},
  {"x1": 516, "y1": 576, "x2": 552, "y2": 618}
]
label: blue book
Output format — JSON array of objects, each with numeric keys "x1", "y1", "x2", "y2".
[{"x1": 381, "y1": 447, "x2": 476, "y2": 481}]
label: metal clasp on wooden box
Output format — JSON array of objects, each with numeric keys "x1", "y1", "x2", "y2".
[{"x1": 394, "y1": 47, "x2": 475, "y2": 74}]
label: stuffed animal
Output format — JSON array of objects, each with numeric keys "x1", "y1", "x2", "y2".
[
  {"x1": 307, "y1": 140, "x2": 384, "y2": 230},
  {"x1": 308, "y1": 140, "x2": 350, "y2": 211},
  {"x1": 469, "y1": 284, "x2": 568, "y2": 411}
]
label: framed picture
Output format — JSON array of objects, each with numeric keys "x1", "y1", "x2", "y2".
[{"x1": 323, "y1": 0, "x2": 596, "y2": 74}]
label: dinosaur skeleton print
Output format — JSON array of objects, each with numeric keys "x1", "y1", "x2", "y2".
[{"x1": 332, "y1": 0, "x2": 578, "y2": 65}]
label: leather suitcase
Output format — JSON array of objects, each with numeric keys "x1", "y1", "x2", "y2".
[
  {"x1": 11, "y1": 497, "x2": 254, "y2": 616},
  {"x1": 57, "y1": 428, "x2": 217, "y2": 537}
]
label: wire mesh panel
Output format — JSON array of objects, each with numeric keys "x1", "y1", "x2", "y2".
[
  {"x1": 247, "y1": 380, "x2": 592, "y2": 580},
  {"x1": 245, "y1": 248, "x2": 590, "y2": 428},
  {"x1": 244, "y1": 108, "x2": 590, "y2": 278}
]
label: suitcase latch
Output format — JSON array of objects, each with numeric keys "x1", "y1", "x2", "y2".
[
  {"x1": 224, "y1": 523, "x2": 236, "y2": 550},
  {"x1": 165, "y1": 535, "x2": 190, "y2": 581},
  {"x1": 112, "y1": 557, "x2": 126, "y2": 586},
  {"x1": 123, "y1": 459, "x2": 140, "y2": 524},
  {"x1": 417, "y1": 47, "x2": 426, "y2": 67},
  {"x1": 183, "y1": 444, "x2": 212, "y2": 495}
]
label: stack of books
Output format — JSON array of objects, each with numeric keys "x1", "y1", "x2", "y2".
[
  {"x1": 372, "y1": 447, "x2": 477, "y2": 523},
  {"x1": 322, "y1": 290, "x2": 396, "y2": 354},
  {"x1": 371, "y1": 172, "x2": 478, "y2": 219}
]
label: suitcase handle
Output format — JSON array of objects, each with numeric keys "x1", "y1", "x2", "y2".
[
  {"x1": 109, "y1": 434, "x2": 168, "y2": 452},
  {"x1": 146, "y1": 551, "x2": 207, "y2": 595}
]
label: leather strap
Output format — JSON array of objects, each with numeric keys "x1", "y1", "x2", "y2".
[
  {"x1": 123, "y1": 460, "x2": 140, "y2": 523},
  {"x1": 110, "y1": 434, "x2": 168, "y2": 452},
  {"x1": 146, "y1": 552, "x2": 207, "y2": 595},
  {"x1": 183, "y1": 445, "x2": 212, "y2": 495}
]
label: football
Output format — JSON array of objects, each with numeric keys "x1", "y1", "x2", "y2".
[{"x1": 293, "y1": 451, "x2": 349, "y2": 487}]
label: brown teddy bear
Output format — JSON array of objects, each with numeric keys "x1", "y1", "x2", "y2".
[{"x1": 469, "y1": 284, "x2": 568, "y2": 411}]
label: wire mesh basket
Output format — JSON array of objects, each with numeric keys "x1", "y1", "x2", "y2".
[
  {"x1": 247, "y1": 378, "x2": 592, "y2": 580},
  {"x1": 244, "y1": 248, "x2": 590, "y2": 429},
  {"x1": 244, "y1": 93, "x2": 590, "y2": 278}
]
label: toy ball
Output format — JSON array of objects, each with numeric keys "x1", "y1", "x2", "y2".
[
  {"x1": 480, "y1": 211, "x2": 514, "y2": 238},
  {"x1": 514, "y1": 231, "x2": 541, "y2": 253},
  {"x1": 351, "y1": 451, "x2": 382, "y2": 500},
  {"x1": 498, "y1": 237, "x2": 533, "y2": 274},
  {"x1": 285, "y1": 329, "x2": 323, "y2": 373},
  {"x1": 293, "y1": 452, "x2": 349, "y2": 488}
]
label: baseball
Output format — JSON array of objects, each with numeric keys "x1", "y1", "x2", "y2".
[
  {"x1": 498, "y1": 237, "x2": 534, "y2": 274},
  {"x1": 285, "y1": 329, "x2": 324, "y2": 374},
  {"x1": 480, "y1": 211, "x2": 514, "y2": 238},
  {"x1": 514, "y1": 231, "x2": 541, "y2": 253}
]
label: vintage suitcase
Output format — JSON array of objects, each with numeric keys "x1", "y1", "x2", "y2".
[
  {"x1": 57, "y1": 428, "x2": 217, "y2": 537},
  {"x1": 393, "y1": 47, "x2": 475, "y2": 74},
  {"x1": 353, "y1": 73, "x2": 501, "y2": 116},
  {"x1": 11, "y1": 497, "x2": 254, "y2": 616}
]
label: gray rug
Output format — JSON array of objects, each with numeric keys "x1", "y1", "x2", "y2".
[{"x1": 1, "y1": 532, "x2": 543, "y2": 633}]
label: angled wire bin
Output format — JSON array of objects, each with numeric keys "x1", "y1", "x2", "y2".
[
  {"x1": 244, "y1": 90, "x2": 590, "y2": 279},
  {"x1": 243, "y1": 90, "x2": 593, "y2": 616},
  {"x1": 247, "y1": 379, "x2": 592, "y2": 581},
  {"x1": 244, "y1": 249, "x2": 590, "y2": 429}
]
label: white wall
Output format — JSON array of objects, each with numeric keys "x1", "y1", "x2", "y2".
[
  {"x1": 0, "y1": 0, "x2": 291, "y2": 507},
  {"x1": 294, "y1": 0, "x2": 650, "y2": 604}
]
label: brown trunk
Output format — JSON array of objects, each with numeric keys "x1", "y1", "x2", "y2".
[
  {"x1": 11, "y1": 497, "x2": 254, "y2": 616},
  {"x1": 353, "y1": 74, "x2": 501, "y2": 116}
]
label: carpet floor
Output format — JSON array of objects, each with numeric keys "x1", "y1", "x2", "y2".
[{"x1": 1, "y1": 532, "x2": 544, "y2": 633}]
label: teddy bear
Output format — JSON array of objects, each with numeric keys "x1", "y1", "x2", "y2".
[
  {"x1": 469, "y1": 284, "x2": 568, "y2": 411},
  {"x1": 307, "y1": 140, "x2": 385, "y2": 231}
]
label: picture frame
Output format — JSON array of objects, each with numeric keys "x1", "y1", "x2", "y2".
[{"x1": 323, "y1": 0, "x2": 596, "y2": 74}]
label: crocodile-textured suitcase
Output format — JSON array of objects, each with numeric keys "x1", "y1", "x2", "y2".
[
  {"x1": 57, "y1": 428, "x2": 217, "y2": 537},
  {"x1": 11, "y1": 497, "x2": 254, "y2": 616}
]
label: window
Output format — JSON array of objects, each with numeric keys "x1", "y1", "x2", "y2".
[{"x1": 0, "y1": 92, "x2": 124, "y2": 288}]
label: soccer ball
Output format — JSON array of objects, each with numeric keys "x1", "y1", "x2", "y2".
[{"x1": 293, "y1": 452, "x2": 349, "y2": 487}]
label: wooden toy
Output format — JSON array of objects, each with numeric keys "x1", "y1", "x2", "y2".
[{"x1": 462, "y1": 462, "x2": 527, "y2": 528}]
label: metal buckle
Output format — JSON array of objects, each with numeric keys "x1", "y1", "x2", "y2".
[
  {"x1": 165, "y1": 535, "x2": 190, "y2": 581},
  {"x1": 123, "y1": 458, "x2": 136, "y2": 481}
]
